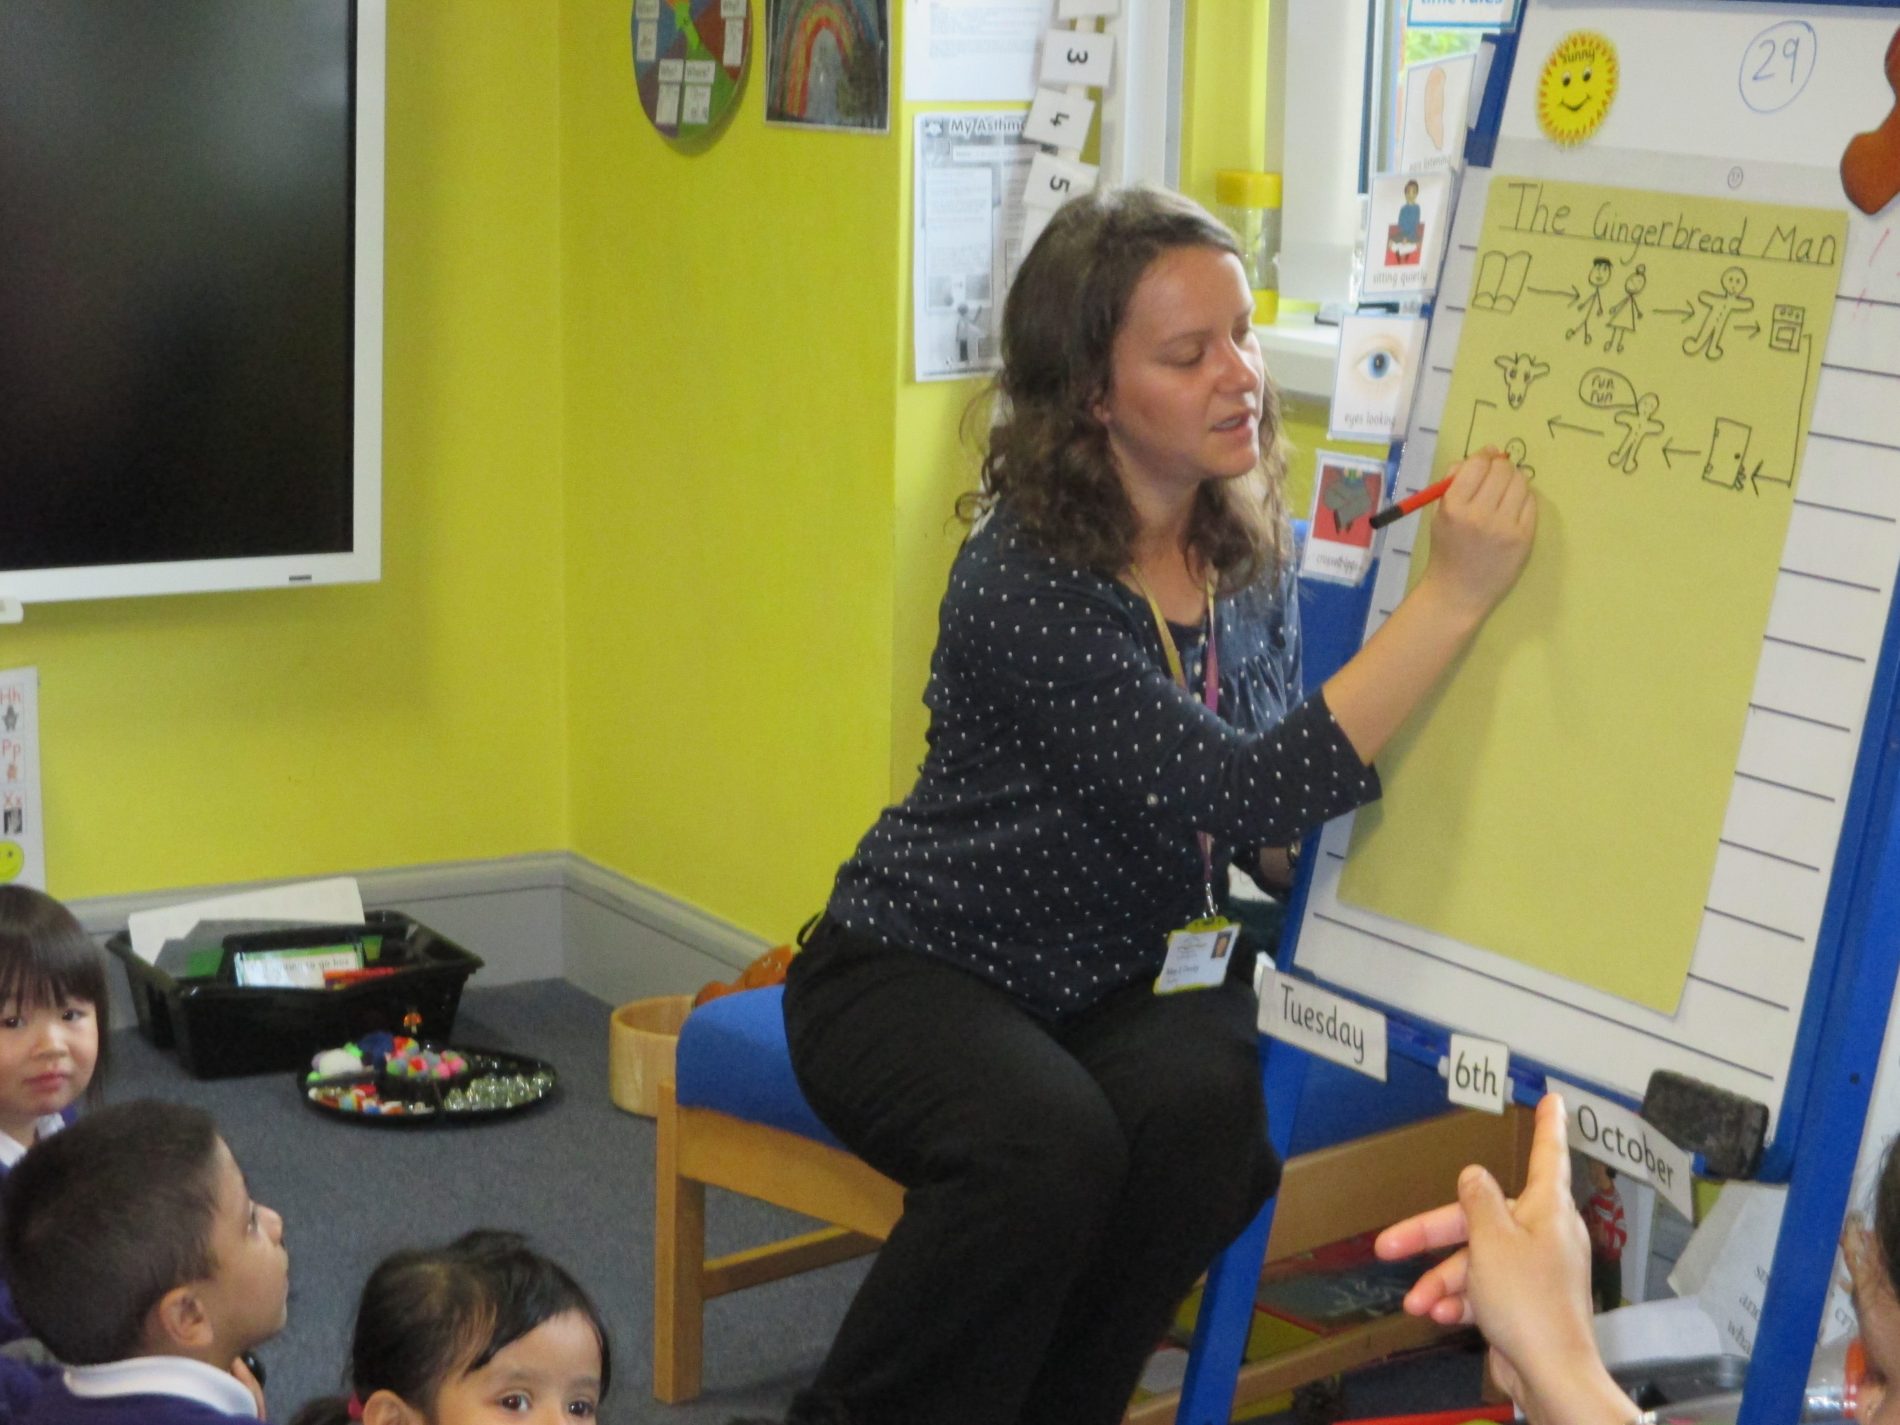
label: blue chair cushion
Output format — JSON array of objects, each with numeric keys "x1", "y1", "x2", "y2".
[
  {"x1": 673, "y1": 978, "x2": 1450, "y2": 1163},
  {"x1": 674, "y1": 985, "x2": 842, "y2": 1148}
]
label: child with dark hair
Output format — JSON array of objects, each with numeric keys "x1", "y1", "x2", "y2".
[
  {"x1": 0, "y1": 886, "x2": 110, "y2": 1344},
  {"x1": 289, "y1": 1230, "x2": 609, "y2": 1425},
  {"x1": 3, "y1": 1099, "x2": 287, "y2": 1424},
  {"x1": 1840, "y1": 1139, "x2": 1900, "y2": 1424}
]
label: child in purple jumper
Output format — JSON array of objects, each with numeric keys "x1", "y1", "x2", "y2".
[{"x1": 3, "y1": 1101, "x2": 286, "y2": 1425}]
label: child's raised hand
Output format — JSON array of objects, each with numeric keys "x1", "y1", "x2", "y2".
[
  {"x1": 1452, "y1": 1098, "x2": 1594, "y2": 1380},
  {"x1": 1374, "y1": 1096, "x2": 1635, "y2": 1425},
  {"x1": 1374, "y1": 1198, "x2": 1474, "y2": 1322}
]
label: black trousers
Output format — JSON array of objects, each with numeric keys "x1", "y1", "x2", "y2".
[{"x1": 782, "y1": 919, "x2": 1282, "y2": 1425}]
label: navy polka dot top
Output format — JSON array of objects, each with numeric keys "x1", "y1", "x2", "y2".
[{"x1": 827, "y1": 506, "x2": 1382, "y2": 1018}]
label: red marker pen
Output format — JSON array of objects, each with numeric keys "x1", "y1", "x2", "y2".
[{"x1": 1368, "y1": 474, "x2": 1454, "y2": 530}]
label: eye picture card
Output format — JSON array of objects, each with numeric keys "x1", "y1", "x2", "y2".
[
  {"x1": 1363, "y1": 169, "x2": 1453, "y2": 297},
  {"x1": 1301, "y1": 452, "x2": 1391, "y2": 587},
  {"x1": 1328, "y1": 313, "x2": 1428, "y2": 441}
]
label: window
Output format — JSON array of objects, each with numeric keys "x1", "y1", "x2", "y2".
[
  {"x1": 1370, "y1": 11, "x2": 1485, "y2": 176},
  {"x1": 1100, "y1": 0, "x2": 1184, "y2": 190},
  {"x1": 1273, "y1": 0, "x2": 1489, "y2": 309}
]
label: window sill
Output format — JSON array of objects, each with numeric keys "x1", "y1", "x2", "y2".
[{"x1": 1258, "y1": 312, "x2": 1340, "y2": 401}]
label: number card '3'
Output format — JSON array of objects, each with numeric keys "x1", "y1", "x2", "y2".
[{"x1": 1039, "y1": 28, "x2": 1113, "y2": 89}]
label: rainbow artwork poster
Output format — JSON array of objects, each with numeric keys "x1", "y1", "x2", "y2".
[{"x1": 765, "y1": 0, "x2": 890, "y2": 133}]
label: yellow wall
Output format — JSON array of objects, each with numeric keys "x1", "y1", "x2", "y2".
[
  {"x1": 557, "y1": 0, "x2": 906, "y2": 938},
  {"x1": 14, "y1": 4, "x2": 569, "y2": 901}
]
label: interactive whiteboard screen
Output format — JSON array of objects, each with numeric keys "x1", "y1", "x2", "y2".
[{"x1": 0, "y1": 0, "x2": 384, "y2": 605}]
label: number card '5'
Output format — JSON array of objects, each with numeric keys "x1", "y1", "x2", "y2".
[{"x1": 1024, "y1": 153, "x2": 1100, "y2": 214}]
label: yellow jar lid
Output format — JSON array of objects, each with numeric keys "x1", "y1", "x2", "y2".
[{"x1": 1215, "y1": 170, "x2": 1282, "y2": 208}]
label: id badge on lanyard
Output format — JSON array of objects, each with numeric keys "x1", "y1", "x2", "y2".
[{"x1": 1130, "y1": 569, "x2": 1238, "y2": 994}]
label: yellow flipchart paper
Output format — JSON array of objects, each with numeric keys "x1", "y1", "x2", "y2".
[{"x1": 1337, "y1": 176, "x2": 1845, "y2": 1014}]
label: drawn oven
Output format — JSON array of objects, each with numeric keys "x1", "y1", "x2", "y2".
[{"x1": 1770, "y1": 304, "x2": 1806, "y2": 353}]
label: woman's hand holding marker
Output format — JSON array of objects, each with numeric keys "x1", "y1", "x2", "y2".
[
  {"x1": 1418, "y1": 446, "x2": 1538, "y2": 625},
  {"x1": 1322, "y1": 445, "x2": 1537, "y2": 764}
]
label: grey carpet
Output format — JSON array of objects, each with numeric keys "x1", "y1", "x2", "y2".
[
  {"x1": 109, "y1": 977, "x2": 1482, "y2": 1425},
  {"x1": 109, "y1": 978, "x2": 867, "y2": 1425}
]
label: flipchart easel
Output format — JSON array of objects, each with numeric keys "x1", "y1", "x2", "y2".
[{"x1": 1174, "y1": 3, "x2": 1900, "y2": 1422}]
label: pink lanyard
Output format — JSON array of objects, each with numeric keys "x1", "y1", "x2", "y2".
[{"x1": 1129, "y1": 570, "x2": 1222, "y2": 919}]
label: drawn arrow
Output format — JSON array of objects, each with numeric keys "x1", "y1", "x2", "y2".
[
  {"x1": 1660, "y1": 442, "x2": 1704, "y2": 470},
  {"x1": 1789, "y1": 335, "x2": 1815, "y2": 482},
  {"x1": 1740, "y1": 334, "x2": 1808, "y2": 497},
  {"x1": 1750, "y1": 461, "x2": 1793, "y2": 496},
  {"x1": 1547, "y1": 416, "x2": 1604, "y2": 439},
  {"x1": 1528, "y1": 285, "x2": 1580, "y2": 302},
  {"x1": 1654, "y1": 302, "x2": 1697, "y2": 321},
  {"x1": 1733, "y1": 322, "x2": 1762, "y2": 338}
]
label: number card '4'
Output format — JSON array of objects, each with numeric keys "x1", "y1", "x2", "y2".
[{"x1": 1024, "y1": 88, "x2": 1096, "y2": 151}]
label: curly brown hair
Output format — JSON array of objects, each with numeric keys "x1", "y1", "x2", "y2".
[{"x1": 958, "y1": 186, "x2": 1292, "y2": 594}]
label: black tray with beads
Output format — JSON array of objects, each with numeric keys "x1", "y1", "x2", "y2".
[{"x1": 300, "y1": 1043, "x2": 559, "y2": 1127}]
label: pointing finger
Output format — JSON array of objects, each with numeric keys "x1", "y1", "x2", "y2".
[{"x1": 1376, "y1": 1201, "x2": 1471, "y2": 1259}]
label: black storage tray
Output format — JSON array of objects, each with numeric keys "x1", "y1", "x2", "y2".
[{"x1": 106, "y1": 910, "x2": 484, "y2": 1079}]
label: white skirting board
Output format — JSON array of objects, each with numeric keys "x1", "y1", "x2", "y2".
[{"x1": 70, "y1": 853, "x2": 770, "y2": 1027}]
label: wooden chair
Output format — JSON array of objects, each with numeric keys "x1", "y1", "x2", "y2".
[
  {"x1": 654, "y1": 1074, "x2": 899, "y2": 1401},
  {"x1": 651, "y1": 987, "x2": 1533, "y2": 1421}
]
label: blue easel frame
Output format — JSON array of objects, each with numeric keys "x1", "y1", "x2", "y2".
[{"x1": 1176, "y1": 3, "x2": 1900, "y2": 1419}]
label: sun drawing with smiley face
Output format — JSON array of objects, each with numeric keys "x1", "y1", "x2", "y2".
[{"x1": 1537, "y1": 31, "x2": 1618, "y2": 146}]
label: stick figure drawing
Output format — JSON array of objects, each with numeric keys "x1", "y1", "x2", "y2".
[{"x1": 1604, "y1": 264, "x2": 1645, "y2": 354}]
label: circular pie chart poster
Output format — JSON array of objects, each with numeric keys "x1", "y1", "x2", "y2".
[{"x1": 633, "y1": 0, "x2": 750, "y2": 141}]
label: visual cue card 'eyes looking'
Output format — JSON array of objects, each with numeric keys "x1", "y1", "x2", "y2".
[{"x1": 1537, "y1": 31, "x2": 1618, "y2": 146}]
